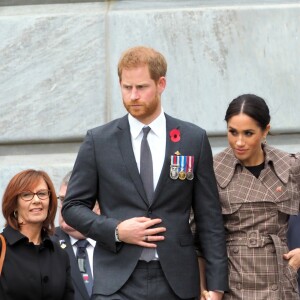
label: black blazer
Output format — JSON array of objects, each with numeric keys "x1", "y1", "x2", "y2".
[
  {"x1": 52, "y1": 227, "x2": 90, "y2": 300},
  {"x1": 0, "y1": 225, "x2": 74, "y2": 300},
  {"x1": 62, "y1": 113, "x2": 228, "y2": 298}
]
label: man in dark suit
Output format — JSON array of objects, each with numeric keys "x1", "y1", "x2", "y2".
[
  {"x1": 53, "y1": 171, "x2": 100, "y2": 300},
  {"x1": 62, "y1": 46, "x2": 228, "y2": 300}
]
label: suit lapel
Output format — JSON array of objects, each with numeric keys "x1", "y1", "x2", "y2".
[
  {"x1": 117, "y1": 116, "x2": 149, "y2": 205},
  {"x1": 56, "y1": 229, "x2": 89, "y2": 300},
  {"x1": 154, "y1": 114, "x2": 182, "y2": 199}
]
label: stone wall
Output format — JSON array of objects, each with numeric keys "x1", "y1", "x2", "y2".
[{"x1": 1, "y1": 0, "x2": 299, "y2": 226}]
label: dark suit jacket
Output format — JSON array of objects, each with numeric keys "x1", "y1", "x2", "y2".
[
  {"x1": 52, "y1": 227, "x2": 90, "y2": 300},
  {"x1": 287, "y1": 214, "x2": 300, "y2": 292},
  {"x1": 62, "y1": 113, "x2": 228, "y2": 298}
]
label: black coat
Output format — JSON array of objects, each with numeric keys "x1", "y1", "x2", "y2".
[
  {"x1": 0, "y1": 225, "x2": 74, "y2": 300},
  {"x1": 51, "y1": 227, "x2": 90, "y2": 300}
]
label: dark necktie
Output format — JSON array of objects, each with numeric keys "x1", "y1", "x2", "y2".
[
  {"x1": 140, "y1": 126, "x2": 154, "y2": 204},
  {"x1": 140, "y1": 126, "x2": 156, "y2": 261},
  {"x1": 76, "y1": 239, "x2": 93, "y2": 296}
]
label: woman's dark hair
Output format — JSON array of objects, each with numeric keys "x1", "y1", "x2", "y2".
[
  {"x1": 225, "y1": 94, "x2": 271, "y2": 130},
  {"x1": 2, "y1": 169, "x2": 57, "y2": 235}
]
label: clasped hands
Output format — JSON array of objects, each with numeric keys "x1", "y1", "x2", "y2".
[{"x1": 116, "y1": 217, "x2": 166, "y2": 247}]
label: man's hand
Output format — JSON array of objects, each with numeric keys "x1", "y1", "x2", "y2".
[
  {"x1": 201, "y1": 290, "x2": 223, "y2": 300},
  {"x1": 283, "y1": 248, "x2": 300, "y2": 271},
  {"x1": 117, "y1": 217, "x2": 166, "y2": 247}
]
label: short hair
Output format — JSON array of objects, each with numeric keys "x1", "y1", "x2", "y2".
[
  {"x1": 225, "y1": 94, "x2": 271, "y2": 130},
  {"x1": 61, "y1": 170, "x2": 72, "y2": 187},
  {"x1": 2, "y1": 169, "x2": 57, "y2": 235},
  {"x1": 117, "y1": 46, "x2": 167, "y2": 83}
]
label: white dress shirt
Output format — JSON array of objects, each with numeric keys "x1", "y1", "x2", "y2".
[
  {"x1": 128, "y1": 109, "x2": 166, "y2": 191},
  {"x1": 70, "y1": 236, "x2": 96, "y2": 276},
  {"x1": 128, "y1": 109, "x2": 166, "y2": 260}
]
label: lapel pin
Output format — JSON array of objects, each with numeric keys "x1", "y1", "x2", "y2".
[{"x1": 59, "y1": 240, "x2": 67, "y2": 249}]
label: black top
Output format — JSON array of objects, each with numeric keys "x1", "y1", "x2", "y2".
[
  {"x1": 245, "y1": 161, "x2": 265, "y2": 178},
  {"x1": 0, "y1": 225, "x2": 74, "y2": 300}
]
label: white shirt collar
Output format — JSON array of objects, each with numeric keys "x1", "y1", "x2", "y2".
[
  {"x1": 128, "y1": 108, "x2": 166, "y2": 139},
  {"x1": 69, "y1": 235, "x2": 96, "y2": 247}
]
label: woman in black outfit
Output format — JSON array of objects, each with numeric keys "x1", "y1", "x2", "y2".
[{"x1": 0, "y1": 169, "x2": 74, "y2": 300}]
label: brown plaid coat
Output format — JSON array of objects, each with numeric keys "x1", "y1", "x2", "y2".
[{"x1": 214, "y1": 145, "x2": 300, "y2": 300}]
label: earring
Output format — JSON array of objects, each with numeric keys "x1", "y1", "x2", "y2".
[
  {"x1": 263, "y1": 137, "x2": 267, "y2": 144},
  {"x1": 14, "y1": 210, "x2": 18, "y2": 219}
]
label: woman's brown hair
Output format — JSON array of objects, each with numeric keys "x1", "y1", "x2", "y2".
[{"x1": 2, "y1": 169, "x2": 57, "y2": 235}]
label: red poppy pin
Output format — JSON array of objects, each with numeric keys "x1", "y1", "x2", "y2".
[{"x1": 169, "y1": 129, "x2": 180, "y2": 142}]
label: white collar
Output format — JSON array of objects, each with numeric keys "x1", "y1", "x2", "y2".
[
  {"x1": 128, "y1": 109, "x2": 166, "y2": 139},
  {"x1": 70, "y1": 235, "x2": 96, "y2": 247}
]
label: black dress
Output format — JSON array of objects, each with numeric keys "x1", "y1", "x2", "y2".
[{"x1": 0, "y1": 225, "x2": 74, "y2": 300}]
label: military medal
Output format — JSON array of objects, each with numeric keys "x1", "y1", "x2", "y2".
[
  {"x1": 83, "y1": 274, "x2": 90, "y2": 283},
  {"x1": 178, "y1": 155, "x2": 187, "y2": 180},
  {"x1": 78, "y1": 258, "x2": 86, "y2": 273},
  {"x1": 186, "y1": 156, "x2": 194, "y2": 180},
  {"x1": 170, "y1": 155, "x2": 179, "y2": 180}
]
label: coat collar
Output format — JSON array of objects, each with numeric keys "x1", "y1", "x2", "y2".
[
  {"x1": 214, "y1": 144, "x2": 292, "y2": 188},
  {"x1": 3, "y1": 225, "x2": 54, "y2": 250}
]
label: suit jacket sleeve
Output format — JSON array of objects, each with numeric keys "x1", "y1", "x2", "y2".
[
  {"x1": 61, "y1": 130, "x2": 120, "y2": 253},
  {"x1": 193, "y1": 131, "x2": 228, "y2": 291}
]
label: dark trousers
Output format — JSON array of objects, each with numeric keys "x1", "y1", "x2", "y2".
[{"x1": 92, "y1": 261, "x2": 196, "y2": 300}]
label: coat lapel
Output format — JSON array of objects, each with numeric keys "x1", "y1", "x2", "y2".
[
  {"x1": 117, "y1": 116, "x2": 149, "y2": 205},
  {"x1": 56, "y1": 229, "x2": 89, "y2": 300}
]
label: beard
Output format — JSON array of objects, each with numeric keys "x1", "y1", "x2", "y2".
[{"x1": 123, "y1": 93, "x2": 161, "y2": 123}]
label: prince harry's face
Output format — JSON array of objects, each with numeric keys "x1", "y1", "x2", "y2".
[{"x1": 120, "y1": 65, "x2": 166, "y2": 125}]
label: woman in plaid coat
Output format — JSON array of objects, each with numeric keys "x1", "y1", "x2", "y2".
[{"x1": 213, "y1": 94, "x2": 300, "y2": 300}]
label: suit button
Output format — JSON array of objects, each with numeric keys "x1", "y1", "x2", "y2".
[
  {"x1": 43, "y1": 276, "x2": 49, "y2": 283},
  {"x1": 271, "y1": 284, "x2": 278, "y2": 290},
  {"x1": 148, "y1": 210, "x2": 152, "y2": 215}
]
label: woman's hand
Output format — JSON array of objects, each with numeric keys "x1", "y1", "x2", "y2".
[{"x1": 283, "y1": 248, "x2": 300, "y2": 270}]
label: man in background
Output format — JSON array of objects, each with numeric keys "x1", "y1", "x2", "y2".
[{"x1": 52, "y1": 171, "x2": 100, "y2": 300}]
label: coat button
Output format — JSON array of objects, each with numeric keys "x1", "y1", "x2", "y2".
[
  {"x1": 271, "y1": 284, "x2": 278, "y2": 291},
  {"x1": 233, "y1": 247, "x2": 239, "y2": 254},
  {"x1": 43, "y1": 276, "x2": 49, "y2": 283},
  {"x1": 236, "y1": 283, "x2": 242, "y2": 290}
]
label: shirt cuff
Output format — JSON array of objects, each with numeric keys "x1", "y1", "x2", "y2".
[{"x1": 115, "y1": 226, "x2": 121, "y2": 242}]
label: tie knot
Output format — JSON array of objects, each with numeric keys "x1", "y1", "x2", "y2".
[
  {"x1": 76, "y1": 239, "x2": 89, "y2": 249},
  {"x1": 142, "y1": 126, "x2": 151, "y2": 138}
]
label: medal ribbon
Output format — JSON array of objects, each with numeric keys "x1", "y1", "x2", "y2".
[
  {"x1": 171, "y1": 155, "x2": 178, "y2": 166},
  {"x1": 179, "y1": 155, "x2": 186, "y2": 172},
  {"x1": 187, "y1": 156, "x2": 194, "y2": 172}
]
